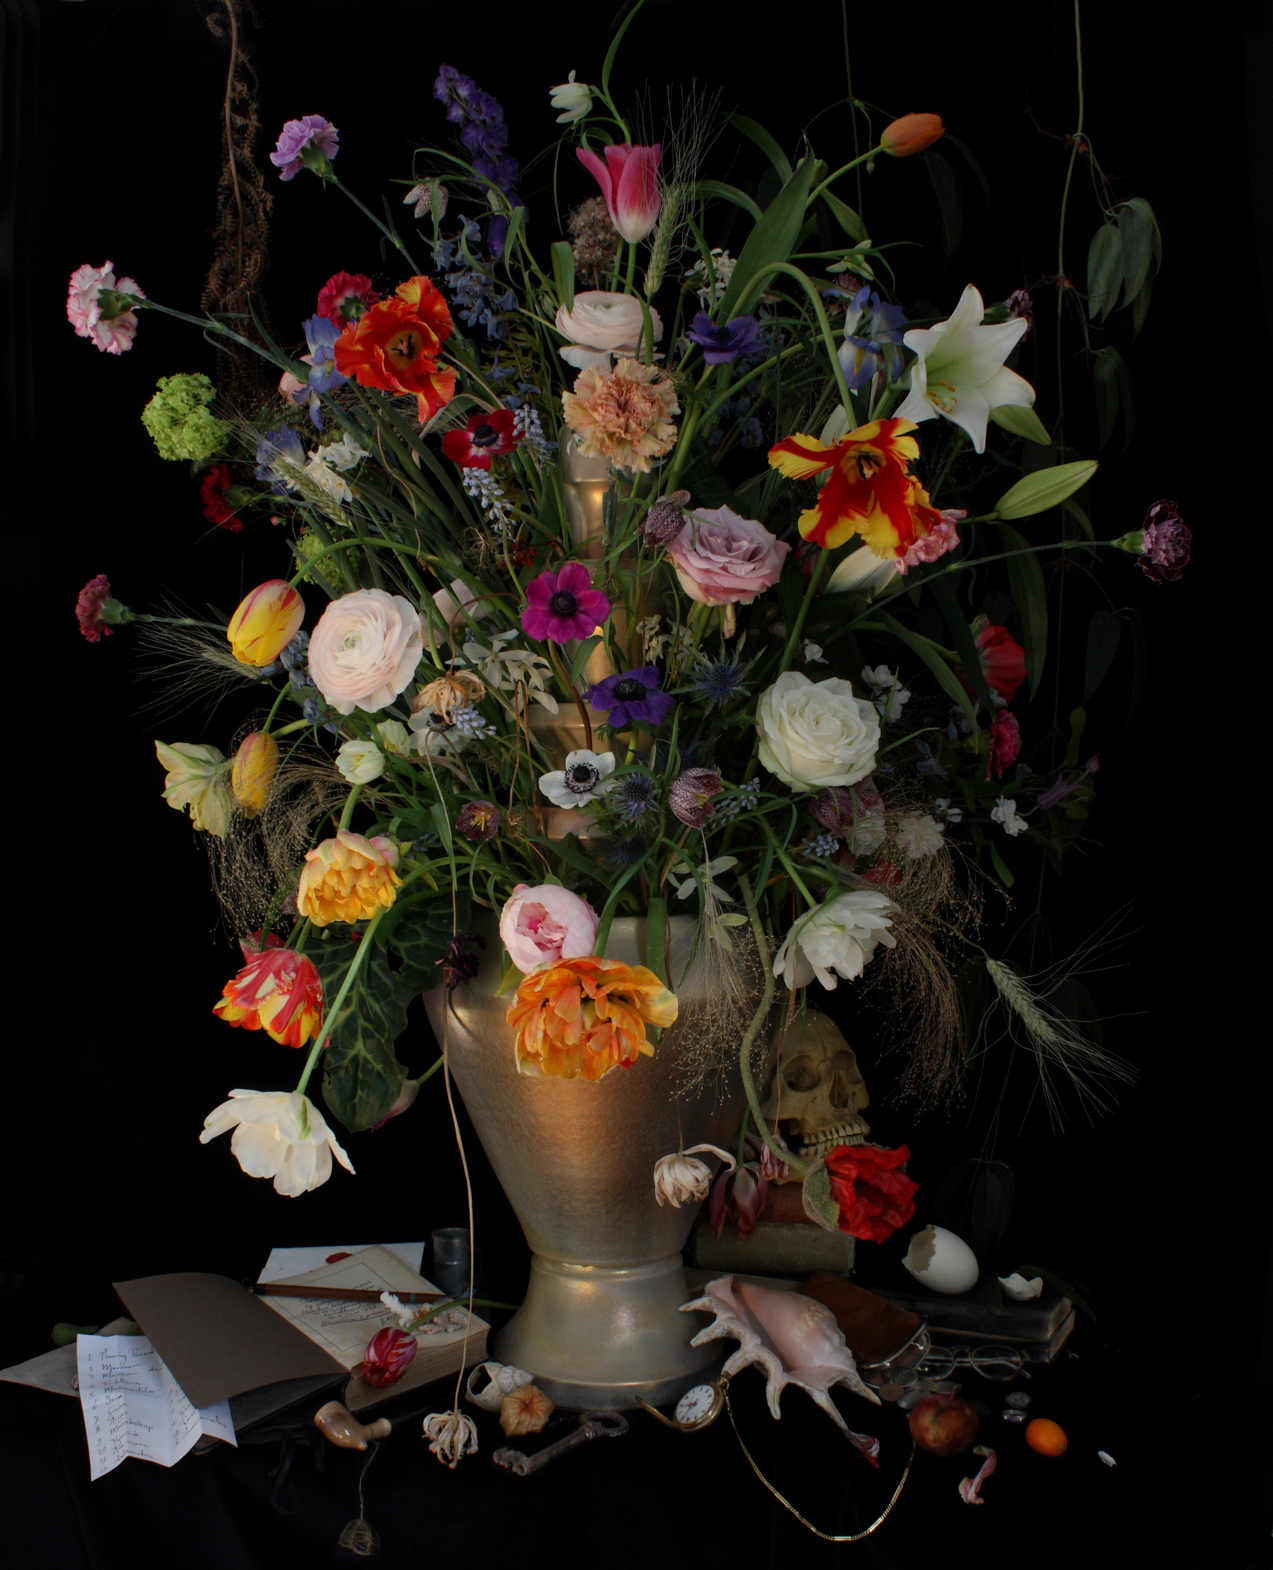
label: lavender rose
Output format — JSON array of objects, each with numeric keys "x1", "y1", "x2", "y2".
[
  {"x1": 499, "y1": 884, "x2": 599, "y2": 973},
  {"x1": 665, "y1": 506, "x2": 791, "y2": 607}
]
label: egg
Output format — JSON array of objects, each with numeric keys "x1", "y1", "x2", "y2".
[{"x1": 902, "y1": 1224, "x2": 980, "y2": 1295}]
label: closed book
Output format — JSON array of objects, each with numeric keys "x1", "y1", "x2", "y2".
[{"x1": 865, "y1": 1279, "x2": 1072, "y2": 1350}]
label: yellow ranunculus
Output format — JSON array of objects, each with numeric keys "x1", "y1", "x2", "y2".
[
  {"x1": 226, "y1": 580, "x2": 304, "y2": 667},
  {"x1": 231, "y1": 731, "x2": 280, "y2": 816}
]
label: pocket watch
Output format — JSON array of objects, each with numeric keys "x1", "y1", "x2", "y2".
[{"x1": 636, "y1": 1374, "x2": 729, "y2": 1432}]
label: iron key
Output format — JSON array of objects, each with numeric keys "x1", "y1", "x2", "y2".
[{"x1": 492, "y1": 1410, "x2": 628, "y2": 1476}]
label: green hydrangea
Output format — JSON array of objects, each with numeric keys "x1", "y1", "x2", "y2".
[{"x1": 141, "y1": 373, "x2": 230, "y2": 462}]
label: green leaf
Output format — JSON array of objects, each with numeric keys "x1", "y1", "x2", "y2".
[
  {"x1": 969, "y1": 1162, "x2": 1016, "y2": 1254},
  {"x1": 989, "y1": 404, "x2": 1052, "y2": 445},
  {"x1": 1131, "y1": 273, "x2": 1153, "y2": 340},
  {"x1": 502, "y1": 206, "x2": 526, "y2": 265},
  {"x1": 1086, "y1": 222, "x2": 1122, "y2": 320},
  {"x1": 994, "y1": 460, "x2": 1099, "y2": 520},
  {"x1": 954, "y1": 957, "x2": 991, "y2": 1055},
  {"x1": 725, "y1": 113, "x2": 792, "y2": 182},
  {"x1": 1093, "y1": 346, "x2": 1134, "y2": 453},
  {"x1": 550, "y1": 240, "x2": 575, "y2": 313},
  {"x1": 871, "y1": 608, "x2": 978, "y2": 734},
  {"x1": 600, "y1": 2, "x2": 642, "y2": 98},
  {"x1": 924, "y1": 147, "x2": 962, "y2": 264},
  {"x1": 1083, "y1": 609, "x2": 1122, "y2": 701},
  {"x1": 1124, "y1": 605, "x2": 1147, "y2": 725},
  {"x1": 996, "y1": 524, "x2": 1048, "y2": 701},
  {"x1": 989, "y1": 843, "x2": 1015, "y2": 887},
  {"x1": 801, "y1": 1161, "x2": 842, "y2": 1234},
  {"x1": 644, "y1": 895, "x2": 668, "y2": 985},
  {"x1": 695, "y1": 180, "x2": 763, "y2": 221},
  {"x1": 568, "y1": 634, "x2": 603, "y2": 687},
  {"x1": 928, "y1": 575, "x2": 995, "y2": 714},
  {"x1": 1064, "y1": 707, "x2": 1087, "y2": 768},
  {"x1": 716, "y1": 156, "x2": 815, "y2": 321},
  {"x1": 819, "y1": 188, "x2": 866, "y2": 243},
  {"x1": 1117, "y1": 197, "x2": 1156, "y2": 310}
]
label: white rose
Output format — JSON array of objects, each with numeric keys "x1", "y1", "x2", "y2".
[
  {"x1": 555, "y1": 291, "x2": 662, "y2": 353},
  {"x1": 772, "y1": 891, "x2": 898, "y2": 990},
  {"x1": 308, "y1": 589, "x2": 424, "y2": 716},
  {"x1": 336, "y1": 739, "x2": 385, "y2": 784},
  {"x1": 756, "y1": 672, "x2": 880, "y2": 790}
]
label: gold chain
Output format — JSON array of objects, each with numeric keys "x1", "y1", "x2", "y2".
[{"x1": 723, "y1": 1386, "x2": 915, "y2": 1542}]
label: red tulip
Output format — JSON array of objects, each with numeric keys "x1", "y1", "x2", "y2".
[{"x1": 358, "y1": 1328, "x2": 418, "y2": 1389}]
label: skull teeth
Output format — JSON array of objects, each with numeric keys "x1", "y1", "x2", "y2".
[{"x1": 800, "y1": 1119, "x2": 869, "y2": 1155}]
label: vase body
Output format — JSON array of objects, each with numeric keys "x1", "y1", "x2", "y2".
[{"x1": 424, "y1": 914, "x2": 765, "y2": 1409}]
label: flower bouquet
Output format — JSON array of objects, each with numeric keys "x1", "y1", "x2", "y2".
[{"x1": 69, "y1": 3, "x2": 1183, "y2": 1418}]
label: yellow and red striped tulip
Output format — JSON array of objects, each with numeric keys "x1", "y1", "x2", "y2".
[
  {"x1": 226, "y1": 579, "x2": 304, "y2": 667},
  {"x1": 769, "y1": 419, "x2": 925, "y2": 556},
  {"x1": 880, "y1": 113, "x2": 945, "y2": 158},
  {"x1": 296, "y1": 829, "x2": 402, "y2": 927},
  {"x1": 231, "y1": 731, "x2": 280, "y2": 816},
  {"x1": 213, "y1": 934, "x2": 325, "y2": 1050}
]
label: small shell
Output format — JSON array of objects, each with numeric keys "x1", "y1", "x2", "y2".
[
  {"x1": 465, "y1": 1360, "x2": 536, "y2": 1412},
  {"x1": 499, "y1": 1384, "x2": 555, "y2": 1438}
]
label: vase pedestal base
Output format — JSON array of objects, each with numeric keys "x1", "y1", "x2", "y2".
[{"x1": 494, "y1": 1253, "x2": 716, "y2": 1411}]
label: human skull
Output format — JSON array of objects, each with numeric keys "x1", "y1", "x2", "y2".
[{"x1": 761, "y1": 1011, "x2": 870, "y2": 1161}]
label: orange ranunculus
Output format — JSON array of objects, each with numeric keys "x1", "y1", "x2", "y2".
[
  {"x1": 231, "y1": 731, "x2": 280, "y2": 816},
  {"x1": 505, "y1": 955, "x2": 678, "y2": 1082},
  {"x1": 333, "y1": 275, "x2": 457, "y2": 425},
  {"x1": 768, "y1": 419, "x2": 928, "y2": 557},
  {"x1": 880, "y1": 113, "x2": 945, "y2": 157},
  {"x1": 213, "y1": 933, "x2": 324, "y2": 1049},
  {"x1": 296, "y1": 829, "x2": 402, "y2": 927},
  {"x1": 227, "y1": 579, "x2": 305, "y2": 667}
]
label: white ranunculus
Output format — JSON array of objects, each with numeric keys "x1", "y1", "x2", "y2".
[
  {"x1": 555, "y1": 291, "x2": 662, "y2": 354},
  {"x1": 308, "y1": 589, "x2": 424, "y2": 716},
  {"x1": 895, "y1": 812, "x2": 945, "y2": 859},
  {"x1": 549, "y1": 70, "x2": 593, "y2": 124},
  {"x1": 336, "y1": 738, "x2": 386, "y2": 784},
  {"x1": 154, "y1": 740, "x2": 232, "y2": 838},
  {"x1": 772, "y1": 891, "x2": 898, "y2": 991},
  {"x1": 200, "y1": 1089, "x2": 355, "y2": 1197},
  {"x1": 756, "y1": 672, "x2": 880, "y2": 791}
]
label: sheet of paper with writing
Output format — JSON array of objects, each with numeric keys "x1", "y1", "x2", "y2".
[
  {"x1": 257, "y1": 1242, "x2": 425, "y2": 1283},
  {"x1": 75, "y1": 1334, "x2": 236, "y2": 1480}
]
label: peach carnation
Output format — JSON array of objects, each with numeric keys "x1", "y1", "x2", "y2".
[
  {"x1": 561, "y1": 358, "x2": 679, "y2": 473},
  {"x1": 506, "y1": 955, "x2": 678, "y2": 1081}
]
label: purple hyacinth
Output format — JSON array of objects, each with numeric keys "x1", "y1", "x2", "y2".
[
  {"x1": 588, "y1": 667, "x2": 676, "y2": 729},
  {"x1": 1139, "y1": 499, "x2": 1191, "y2": 584},
  {"x1": 837, "y1": 286, "x2": 908, "y2": 389},
  {"x1": 687, "y1": 312, "x2": 762, "y2": 365},
  {"x1": 270, "y1": 116, "x2": 339, "y2": 181}
]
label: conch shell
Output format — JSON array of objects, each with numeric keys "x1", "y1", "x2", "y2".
[
  {"x1": 465, "y1": 1360, "x2": 535, "y2": 1413},
  {"x1": 682, "y1": 1276, "x2": 881, "y2": 1458},
  {"x1": 499, "y1": 1384, "x2": 555, "y2": 1437}
]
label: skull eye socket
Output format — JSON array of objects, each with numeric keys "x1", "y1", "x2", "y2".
[
  {"x1": 828, "y1": 1048, "x2": 862, "y2": 1109},
  {"x1": 783, "y1": 1055, "x2": 822, "y2": 1093}
]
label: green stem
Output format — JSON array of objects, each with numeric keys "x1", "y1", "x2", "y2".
[
  {"x1": 736, "y1": 874, "x2": 807, "y2": 1174},
  {"x1": 1056, "y1": 0, "x2": 1086, "y2": 423},
  {"x1": 328, "y1": 174, "x2": 425, "y2": 276},
  {"x1": 261, "y1": 684, "x2": 290, "y2": 736},
  {"x1": 294, "y1": 906, "x2": 387, "y2": 1096},
  {"x1": 777, "y1": 550, "x2": 830, "y2": 674},
  {"x1": 806, "y1": 145, "x2": 884, "y2": 207},
  {"x1": 338, "y1": 785, "x2": 363, "y2": 831},
  {"x1": 287, "y1": 535, "x2": 428, "y2": 591},
  {"x1": 416, "y1": 1054, "x2": 445, "y2": 1085}
]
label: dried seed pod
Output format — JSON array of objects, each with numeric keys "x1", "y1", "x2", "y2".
[{"x1": 499, "y1": 1384, "x2": 555, "y2": 1437}]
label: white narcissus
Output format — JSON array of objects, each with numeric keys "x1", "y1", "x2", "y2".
[
  {"x1": 773, "y1": 891, "x2": 898, "y2": 990},
  {"x1": 200, "y1": 1089, "x2": 355, "y2": 1197},
  {"x1": 894, "y1": 285, "x2": 1035, "y2": 454}
]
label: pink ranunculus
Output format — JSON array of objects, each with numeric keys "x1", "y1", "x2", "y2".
[
  {"x1": 576, "y1": 144, "x2": 662, "y2": 244},
  {"x1": 67, "y1": 261, "x2": 145, "y2": 354},
  {"x1": 555, "y1": 291, "x2": 662, "y2": 352},
  {"x1": 308, "y1": 588, "x2": 424, "y2": 715},
  {"x1": 499, "y1": 884, "x2": 599, "y2": 974},
  {"x1": 665, "y1": 507, "x2": 792, "y2": 607}
]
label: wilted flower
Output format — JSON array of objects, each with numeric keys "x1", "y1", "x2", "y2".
[
  {"x1": 589, "y1": 667, "x2": 675, "y2": 728},
  {"x1": 576, "y1": 142, "x2": 661, "y2": 243},
  {"x1": 270, "y1": 114, "x2": 339, "y2": 180},
  {"x1": 227, "y1": 580, "x2": 305, "y2": 668},
  {"x1": 213, "y1": 933, "x2": 325, "y2": 1051},
  {"x1": 895, "y1": 813, "x2": 945, "y2": 859},
  {"x1": 336, "y1": 738, "x2": 386, "y2": 785},
  {"x1": 499, "y1": 883, "x2": 598, "y2": 972},
  {"x1": 423, "y1": 1410, "x2": 478, "y2": 1469},
  {"x1": 824, "y1": 1142, "x2": 919, "y2": 1242},
  {"x1": 897, "y1": 511, "x2": 963, "y2": 573},
  {"x1": 550, "y1": 70, "x2": 592, "y2": 123},
  {"x1": 561, "y1": 359, "x2": 679, "y2": 473},
  {"x1": 296, "y1": 830, "x2": 402, "y2": 926},
  {"x1": 1005, "y1": 289, "x2": 1034, "y2": 332},
  {"x1": 521, "y1": 561, "x2": 611, "y2": 643},
  {"x1": 506, "y1": 955, "x2": 677, "y2": 1080},
  {"x1": 991, "y1": 797, "x2": 1028, "y2": 837},
  {"x1": 773, "y1": 891, "x2": 898, "y2": 989},
  {"x1": 539, "y1": 748, "x2": 617, "y2": 809},
  {"x1": 232, "y1": 731, "x2": 281, "y2": 814},
  {"x1": 200, "y1": 1089, "x2": 354, "y2": 1197},
  {"x1": 358, "y1": 1327, "x2": 418, "y2": 1389},
  {"x1": 457, "y1": 800, "x2": 502, "y2": 842},
  {"x1": 500, "y1": 1385, "x2": 555, "y2": 1437},
  {"x1": 709, "y1": 1160, "x2": 767, "y2": 1241},
  {"x1": 880, "y1": 113, "x2": 945, "y2": 157},
  {"x1": 986, "y1": 710, "x2": 1021, "y2": 781},
  {"x1": 668, "y1": 768, "x2": 724, "y2": 827},
  {"x1": 654, "y1": 1145, "x2": 735, "y2": 1208},
  {"x1": 67, "y1": 260, "x2": 145, "y2": 354},
  {"x1": 415, "y1": 669, "x2": 486, "y2": 719},
  {"x1": 155, "y1": 741, "x2": 232, "y2": 838},
  {"x1": 436, "y1": 931, "x2": 487, "y2": 991},
  {"x1": 1139, "y1": 499, "x2": 1191, "y2": 584}
]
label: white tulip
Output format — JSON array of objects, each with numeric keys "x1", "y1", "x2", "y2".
[
  {"x1": 200, "y1": 1090, "x2": 354, "y2": 1197},
  {"x1": 336, "y1": 739, "x2": 385, "y2": 784}
]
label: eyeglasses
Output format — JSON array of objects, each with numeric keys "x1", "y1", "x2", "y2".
[{"x1": 918, "y1": 1343, "x2": 1024, "y2": 1382}]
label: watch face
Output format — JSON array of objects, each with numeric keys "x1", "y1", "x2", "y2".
[{"x1": 675, "y1": 1384, "x2": 717, "y2": 1426}]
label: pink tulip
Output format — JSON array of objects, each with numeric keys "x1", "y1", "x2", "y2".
[{"x1": 576, "y1": 143, "x2": 662, "y2": 244}]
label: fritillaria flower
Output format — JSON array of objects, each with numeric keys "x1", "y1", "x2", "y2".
[
  {"x1": 576, "y1": 142, "x2": 661, "y2": 244},
  {"x1": 442, "y1": 408, "x2": 521, "y2": 469},
  {"x1": 824, "y1": 1142, "x2": 918, "y2": 1243},
  {"x1": 686, "y1": 312, "x2": 762, "y2": 365},
  {"x1": 506, "y1": 955, "x2": 678, "y2": 1081},
  {"x1": 640, "y1": 491, "x2": 691, "y2": 546},
  {"x1": 654, "y1": 1145, "x2": 737, "y2": 1208},
  {"x1": 436, "y1": 931, "x2": 487, "y2": 991},
  {"x1": 200, "y1": 1089, "x2": 354, "y2": 1197},
  {"x1": 213, "y1": 933, "x2": 324, "y2": 1050},
  {"x1": 667, "y1": 768, "x2": 724, "y2": 827},
  {"x1": 270, "y1": 114, "x2": 339, "y2": 180},
  {"x1": 520, "y1": 562, "x2": 611, "y2": 643},
  {"x1": 456, "y1": 801, "x2": 502, "y2": 842},
  {"x1": 296, "y1": 830, "x2": 402, "y2": 926},
  {"x1": 589, "y1": 667, "x2": 675, "y2": 729},
  {"x1": 358, "y1": 1328, "x2": 418, "y2": 1389}
]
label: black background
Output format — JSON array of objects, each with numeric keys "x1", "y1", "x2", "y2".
[{"x1": 3, "y1": 0, "x2": 1270, "y2": 1563}]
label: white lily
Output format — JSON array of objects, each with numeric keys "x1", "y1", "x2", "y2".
[
  {"x1": 894, "y1": 285, "x2": 1035, "y2": 454},
  {"x1": 461, "y1": 634, "x2": 558, "y2": 715}
]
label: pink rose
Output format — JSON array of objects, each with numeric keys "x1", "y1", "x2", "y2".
[
  {"x1": 499, "y1": 884, "x2": 599, "y2": 973},
  {"x1": 665, "y1": 507, "x2": 791, "y2": 606},
  {"x1": 308, "y1": 588, "x2": 424, "y2": 715}
]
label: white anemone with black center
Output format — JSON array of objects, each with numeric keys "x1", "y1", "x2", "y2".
[{"x1": 538, "y1": 748, "x2": 617, "y2": 809}]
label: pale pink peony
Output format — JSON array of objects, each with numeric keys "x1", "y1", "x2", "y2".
[
  {"x1": 308, "y1": 589, "x2": 424, "y2": 715},
  {"x1": 665, "y1": 506, "x2": 791, "y2": 606},
  {"x1": 67, "y1": 261, "x2": 145, "y2": 354},
  {"x1": 561, "y1": 358, "x2": 679, "y2": 473},
  {"x1": 499, "y1": 884, "x2": 599, "y2": 973}
]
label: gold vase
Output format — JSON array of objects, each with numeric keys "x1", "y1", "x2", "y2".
[{"x1": 424, "y1": 914, "x2": 768, "y2": 1409}]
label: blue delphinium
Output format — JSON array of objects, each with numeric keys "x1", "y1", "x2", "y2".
[
  {"x1": 433, "y1": 65, "x2": 521, "y2": 258},
  {"x1": 433, "y1": 217, "x2": 516, "y2": 339}
]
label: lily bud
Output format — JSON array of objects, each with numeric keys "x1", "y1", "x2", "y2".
[
  {"x1": 231, "y1": 731, "x2": 280, "y2": 815},
  {"x1": 226, "y1": 579, "x2": 305, "y2": 667},
  {"x1": 993, "y1": 459, "x2": 1099, "y2": 521},
  {"x1": 880, "y1": 113, "x2": 945, "y2": 157}
]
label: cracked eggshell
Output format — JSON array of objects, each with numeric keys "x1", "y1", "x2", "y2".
[
  {"x1": 998, "y1": 1272, "x2": 1043, "y2": 1301},
  {"x1": 903, "y1": 1225, "x2": 979, "y2": 1295}
]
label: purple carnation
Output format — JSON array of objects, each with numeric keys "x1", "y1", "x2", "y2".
[
  {"x1": 588, "y1": 667, "x2": 676, "y2": 729},
  {"x1": 668, "y1": 768, "x2": 724, "y2": 827},
  {"x1": 687, "y1": 311, "x2": 762, "y2": 365},
  {"x1": 270, "y1": 116, "x2": 339, "y2": 181},
  {"x1": 520, "y1": 561, "x2": 611, "y2": 643},
  {"x1": 1139, "y1": 499, "x2": 1191, "y2": 584},
  {"x1": 1006, "y1": 289, "x2": 1034, "y2": 333}
]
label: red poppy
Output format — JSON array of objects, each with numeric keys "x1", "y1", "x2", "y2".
[
  {"x1": 316, "y1": 270, "x2": 381, "y2": 326},
  {"x1": 333, "y1": 275, "x2": 456, "y2": 424},
  {"x1": 824, "y1": 1142, "x2": 919, "y2": 1243},
  {"x1": 441, "y1": 408, "x2": 520, "y2": 470},
  {"x1": 975, "y1": 622, "x2": 1026, "y2": 703},
  {"x1": 200, "y1": 463, "x2": 242, "y2": 532}
]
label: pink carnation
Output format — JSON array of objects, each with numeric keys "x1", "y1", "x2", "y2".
[
  {"x1": 67, "y1": 261, "x2": 145, "y2": 354},
  {"x1": 75, "y1": 573, "x2": 115, "y2": 642},
  {"x1": 665, "y1": 506, "x2": 791, "y2": 606},
  {"x1": 896, "y1": 510, "x2": 964, "y2": 575},
  {"x1": 986, "y1": 710, "x2": 1021, "y2": 781},
  {"x1": 499, "y1": 884, "x2": 598, "y2": 973}
]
